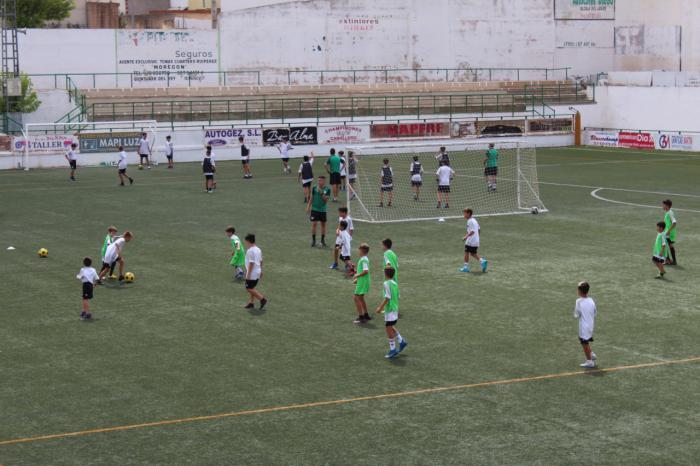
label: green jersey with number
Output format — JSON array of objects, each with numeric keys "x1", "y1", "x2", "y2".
[
  {"x1": 383, "y1": 279, "x2": 399, "y2": 313},
  {"x1": 486, "y1": 149, "x2": 499, "y2": 168},
  {"x1": 664, "y1": 209, "x2": 677, "y2": 241},
  {"x1": 230, "y1": 234, "x2": 245, "y2": 267},
  {"x1": 383, "y1": 249, "x2": 398, "y2": 281},
  {"x1": 311, "y1": 186, "x2": 331, "y2": 212}
]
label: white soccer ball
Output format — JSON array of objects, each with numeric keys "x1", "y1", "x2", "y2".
[
  {"x1": 438, "y1": 217, "x2": 445, "y2": 222},
  {"x1": 531, "y1": 207, "x2": 540, "y2": 215}
]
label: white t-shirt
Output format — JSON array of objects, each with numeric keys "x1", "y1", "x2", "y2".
[
  {"x1": 104, "y1": 237, "x2": 125, "y2": 264},
  {"x1": 138, "y1": 138, "x2": 150, "y2": 155},
  {"x1": 339, "y1": 215, "x2": 353, "y2": 233},
  {"x1": 279, "y1": 142, "x2": 292, "y2": 158},
  {"x1": 118, "y1": 151, "x2": 128, "y2": 169},
  {"x1": 337, "y1": 230, "x2": 352, "y2": 258},
  {"x1": 245, "y1": 245, "x2": 263, "y2": 280},
  {"x1": 76, "y1": 266, "x2": 99, "y2": 284},
  {"x1": 340, "y1": 157, "x2": 347, "y2": 176},
  {"x1": 574, "y1": 297, "x2": 597, "y2": 340},
  {"x1": 165, "y1": 140, "x2": 174, "y2": 156},
  {"x1": 67, "y1": 149, "x2": 77, "y2": 161},
  {"x1": 436, "y1": 166, "x2": 455, "y2": 186},
  {"x1": 465, "y1": 217, "x2": 480, "y2": 247}
]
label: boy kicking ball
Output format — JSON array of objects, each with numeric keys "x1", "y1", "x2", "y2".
[
  {"x1": 226, "y1": 226, "x2": 246, "y2": 279},
  {"x1": 460, "y1": 209, "x2": 487, "y2": 273},
  {"x1": 99, "y1": 231, "x2": 132, "y2": 282},
  {"x1": 653, "y1": 221, "x2": 669, "y2": 279},
  {"x1": 375, "y1": 267, "x2": 407, "y2": 359},
  {"x1": 76, "y1": 257, "x2": 100, "y2": 320},
  {"x1": 353, "y1": 243, "x2": 372, "y2": 324},
  {"x1": 574, "y1": 281, "x2": 597, "y2": 368}
]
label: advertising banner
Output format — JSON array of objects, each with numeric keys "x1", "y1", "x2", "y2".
[
  {"x1": 203, "y1": 128, "x2": 263, "y2": 148},
  {"x1": 618, "y1": 131, "x2": 655, "y2": 150},
  {"x1": 318, "y1": 125, "x2": 370, "y2": 145},
  {"x1": 262, "y1": 127, "x2": 318, "y2": 145},
  {"x1": 79, "y1": 132, "x2": 141, "y2": 153},
  {"x1": 585, "y1": 130, "x2": 619, "y2": 147},
  {"x1": 116, "y1": 30, "x2": 219, "y2": 87},
  {"x1": 13, "y1": 134, "x2": 78, "y2": 154},
  {"x1": 555, "y1": 0, "x2": 615, "y2": 20},
  {"x1": 528, "y1": 118, "x2": 574, "y2": 134},
  {"x1": 370, "y1": 122, "x2": 449, "y2": 140},
  {"x1": 476, "y1": 120, "x2": 526, "y2": 137},
  {"x1": 656, "y1": 133, "x2": 697, "y2": 152},
  {"x1": 450, "y1": 121, "x2": 477, "y2": 138}
]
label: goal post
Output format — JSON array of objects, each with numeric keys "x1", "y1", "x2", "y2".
[
  {"x1": 21, "y1": 120, "x2": 159, "y2": 170},
  {"x1": 346, "y1": 140, "x2": 547, "y2": 223}
]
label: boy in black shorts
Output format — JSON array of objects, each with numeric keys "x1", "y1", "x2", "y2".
[
  {"x1": 379, "y1": 158, "x2": 394, "y2": 207},
  {"x1": 65, "y1": 143, "x2": 78, "y2": 181},
  {"x1": 202, "y1": 145, "x2": 216, "y2": 193},
  {"x1": 76, "y1": 257, "x2": 99, "y2": 320},
  {"x1": 298, "y1": 152, "x2": 315, "y2": 203},
  {"x1": 165, "y1": 135, "x2": 174, "y2": 169},
  {"x1": 239, "y1": 135, "x2": 252, "y2": 179},
  {"x1": 307, "y1": 175, "x2": 331, "y2": 247}
]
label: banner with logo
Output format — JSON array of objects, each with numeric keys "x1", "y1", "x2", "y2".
[
  {"x1": 203, "y1": 128, "x2": 263, "y2": 148},
  {"x1": 585, "y1": 130, "x2": 619, "y2": 147},
  {"x1": 78, "y1": 132, "x2": 142, "y2": 153},
  {"x1": 656, "y1": 133, "x2": 698, "y2": 151},
  {"x1": 262, "y1": 127, "x2": 318, "y2": 145},
  {"x1": 450, "y1": 121, "x2": 477, "y2": 138},
  {"x1": 618, "y1": 131, "x2": 655, "y2": 150},
  {"x1": 318, "y1": 125, "x2": 370, "y2": 145},
  {"x1": 370, "y1": 122, "x2": 449, "y2": 140},
  {"x1": 555, "y1": 0, "x2": 615, "y2": 20},
  {"x1": 528, "y1": 118, "x2": 574, "y2": 134},
  {"x1": 13, "y1": 134, "x2": 78, "y2": 154},
  {"x1": 476, "y1": 120, "x2": 526, "y2": 137}
]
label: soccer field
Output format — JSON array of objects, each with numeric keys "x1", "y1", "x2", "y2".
[{"x1": 1, "y1": 147, "x2": 699, "y2": 465}]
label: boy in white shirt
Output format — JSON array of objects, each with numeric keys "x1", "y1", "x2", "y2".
[
  {"x1": 460, "y1": 208, "x2": 487, "y2": 273},
  {"x1": 99, "y1": 231, "x2": 132, "y2": 282},
  {"x1": 76, "y1": 257, "x2": 99, "y2": 320},
  {"x1": 330, "y1": 207, "x2": 354, "y2": 271},
  {"x1": 117, "y1": 145, "x2": 134, "y2": 186},
  {"x1": 331, "y1": 220, "x2": 354, "y2": 277},
  {"x1": 244, "y1": 234, "x2": 268, "y2": 310},
  {"x1": 277, "y1": 137, "x2": 293, "y2": 174},
  {"x1": 574, "y1": 281, "x2": 598, "y2": 368},
  {"x1": 138, "y1": 133, "x2": 151, "y2": 169},
  {"x1": 65, "y1": 143, "x2": 78, "y2": 181},
  {"x1": 436, "y1": 160, "x2": 455, "y2": 209},
  {"x1": 164, "y1": 135, "x2": 174, "y2": 169}
]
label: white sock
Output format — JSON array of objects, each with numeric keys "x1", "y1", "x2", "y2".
[
  {"x1": 395, "y1": 332, "x2": 403, "y2": 344},
  {"x1": 389, "y1": 338, "x2": 396, "y2": 351}
]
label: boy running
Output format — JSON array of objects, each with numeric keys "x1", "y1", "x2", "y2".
[
  {"x1": 435, "y1": 146, "x2": 450, "y2": 167},
  {"x1": 243, "y1": 233, "x2": 268, "y2": 310},
  {"x1": 164, "y1": 135, "x2": 174, "y2": 169},
  {"x1": 76, "y1": 257, "x2": 100, "y2": 321},
  {"x1": 65, "y1": 143, "x2": 78, "y2": 181},
  {"x1": 409, "y1": 155, "x2": 423, "y2": 200},
  {"x1": 375, "y1": 267, "x2": 407, "y2": 359},
  {"x1": 298, "y1": 153, "x2": 315, "y2": 203},
  {"x1": 436, "y1": 160, "x2": 455, "y2": 208},
  {"x1": 99, "y1": 231, "x2": 132, "y2": 282},
  {"x1": 101, "y1": 226, "x2": 119, "y2": 279},
  {"x1": 353, "y1": 243, "x2": 372, "y2": 324},
  {"x1": 461, "y1": 208, "x2": 488, "y2": 273},
  {"x1": 653, "y1": 221, "x2": 669, "y2": 279},
  {"x1": 662, "y1": 199, "x2": 678, "y2": 265},
  {"x1": 574, "y1": 281, "x2": 597, "y2": 368},
  {"x1": 382, "y1": 238, "x2": 398, "y2": 281},
  {"x1": 240, "y1": 135, "x2": 252, "y2": 179},
  {"x1": 203, "y1": 146, "x2": 216, "y2": 193},
  {"x1": 307, "y1": 175, "x2": 331, "y2": 247},
  {"x1": 484, "y1": 143, "x2": 499, "y2": 192},
  {"x1": 226, "y1": 226, "x2": 246, "y2": 279},
  {"x1": 379, "y1": 159, "x2": 394, "y2": 207},
  {"x1": 117, "y1": 145, "x2": 134, "y2": 186},
  {"x1": 331, "y1": 207, "x2": 354, "y2": 270},
  {"x1": 277, "y1": 137, "x2": 293, "y2": 174},
  {"x1": 325, "y1": 148, "x2": 344, "y2": 203},
  {"x1": 138, "y1": 132, "x2": 151, "y2": 169}
]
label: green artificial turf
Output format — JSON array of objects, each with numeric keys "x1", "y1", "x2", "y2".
[{"x1": 1, "y1": 147, "x2": 699, "y2": 465}]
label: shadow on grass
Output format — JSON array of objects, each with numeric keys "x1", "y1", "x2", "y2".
[{"x1": 248, "y1": 307, "x2": 267, "y2": 317}]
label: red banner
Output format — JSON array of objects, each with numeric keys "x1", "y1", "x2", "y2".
[
  {"x1": 370, "y1": 122, "x2": 449, "y2": 140},
  {"x1": 618, "y1": 131, "x2": 655, "y2": 149}
]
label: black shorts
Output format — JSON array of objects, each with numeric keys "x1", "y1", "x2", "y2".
[
  {"x1": 579, "y1": 337, "x2": 594, "y2": 345},
  {"x1": 82, "y1": 282, "x2": 94, "y2": 300},
  {"x1": 349, "y1": 177, "x2": 356, "y2": 184},
  {"x1": 411, "y1": 180, "x2": 423, "y2": 187},
  {"x1": 652, "y1": 256, "x2": 665, "y2": 264},
  {"x1": 69, "y1": 160, "x2": 77, "y2": 169},
  {"x1": 302, "y1": 181, "x2": 312, "y2": 188},
  {"x1": 666, "y1": 237, "x2": 675, "y2": 245},
  {"x1": 241, "y1": 159, "x2": 249, "y2": 165},
  {"x1": 330, "y1": 172, "x2": 342, "y2": 185},
  {"x1": 340, "y1": 255, "x2": 351, "y2": 261},
  {"x1": 485, "y1": 166, "x2": 498, "y2": 176},
  {"x1": 310, "y1": 210, "x2": 327, "y2": 223},
  {"x1": 139, "y1": 153, "x2": 149, "y2": 159},
  {"x1": 166, "y1": 155, "x2": 173, "y2": 160},
  {"x1": 205, "y1": 174, "x2": 214, "y2": 180},
  {"x1": 381, "y1": 186, "x2": 394, "y2": 192},
  {"x1": 465, "y1": 245, "x2": 478, "y2": 254},
  {"x1": 385, "y1": 320, "x2": 398, "y2": 327},
  {"x1": 282, "y1": 157, "x2": 290, "y2": 163},
  {"x1": 438, "y1": 185, "x2": 451, "y2": 193},
  {"x1": 245, "y1": 279, "x2": 258, "y2": 289},
  {"x1": 118, "y1": 168, "x2": 126, "y2": 174}
]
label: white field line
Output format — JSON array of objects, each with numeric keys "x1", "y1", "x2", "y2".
[{"x1": 590, "y1": 188, "x2": 700, "y2": 213}]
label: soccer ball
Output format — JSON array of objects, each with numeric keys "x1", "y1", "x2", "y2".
[
  {"x1": 531, "y1": 206, "x2": 540, "y2": 215},
  {"x1": 138, "y1": 165, "x2": 144, "y2": 170},
  {"x1": 38, "y1": 248, "x2": 48, "y2": 258},
  {"x1": 124, "y1": 272, "x2": 135, "y2": 282}
]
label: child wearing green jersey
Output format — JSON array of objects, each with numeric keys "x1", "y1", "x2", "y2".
[
  {"x1": 662, "y1": 199, "x2": 678, "y2": 265},
  {"x1": 101, "y1": 226, "x2": 118, "y2": 279},
  {"x1": 375, "y1": 267, "x2": 407, "y2": 359},
  {"x1": 353, "y1": 243, "x2": 372, "y2": 324},
  {"x1": 307, "y1": 175, "x2": 331, "y2": 247},
  {"x1": 382, "y1": 238, "x2": 398, "y2": 281},
  {"x1": 652, "y1": 221, "x2": 668, "y2": 279},
  {"x1": 484, "y1": 143, "x2": 499, "y2": 192},
  {"x1": 226, "y1": 226, "x2": 246, "y2": 279}
]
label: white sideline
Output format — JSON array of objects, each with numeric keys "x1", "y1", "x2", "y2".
[{"x1": 590, "y1": 188, "x2": 700, "y2": 213}]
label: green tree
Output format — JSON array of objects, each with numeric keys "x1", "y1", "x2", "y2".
[
  {"x1": 17, "y1": 0, "x2": 75, "y2": 28},
  {"x1": 1, "y1": 74, "x2": 41, "y2": 113}
]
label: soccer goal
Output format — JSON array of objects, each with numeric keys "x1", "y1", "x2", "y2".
[
  {"x1": 346, "y1": 140, "x2": 547, "y2": 223},
  {"x1": 20, "y1": 120, "x2": 159, "y2": 170}
]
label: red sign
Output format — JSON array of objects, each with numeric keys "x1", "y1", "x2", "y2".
[
  {"x1": 618, "y1": 131, "x2": 655, "y2": 150},
  {"x1": 370, "y1": 123, "x2": 449, "y2": 140}
]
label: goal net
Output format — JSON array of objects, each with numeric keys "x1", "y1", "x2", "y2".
[
  {"x1": 20, "y1": 120, "x2": 159, "y2": 170},
  {"x1": 346, "y1": 140, "x2": 547, "y2": 223}
]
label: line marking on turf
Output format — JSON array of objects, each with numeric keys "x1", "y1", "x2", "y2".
[
  {"x1": 1, "y1": 356, "x2": 699, "y2": 447},
  {"x1": 590, "y1": 188, "x2": 700, "y2": 213}
]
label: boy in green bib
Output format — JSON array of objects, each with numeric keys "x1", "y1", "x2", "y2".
[
  {"x1": 375, "y1": 267, "x2": 407, "y2": 359},
  {"x1": 652, "y1": 221, "x2": 668, "y2": 279},
  {"x1": 662, "y1": 199, "x2": 678, "y2": 265},
  {"x1": 101, "y1": 226, "x2": 118, "y2": 279},
  {"x1": 226, "y1": 226, "x2": 246, "y2": 279},
  {"x1": 353, "y1": 243, "x2": 372, "y2": 324}
]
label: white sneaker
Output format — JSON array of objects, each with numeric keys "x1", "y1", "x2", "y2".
[
  {"x1": 591, "y1": 352, "x2": 597, "y2": 361},
  {"x1": 580, "y1": 360, "x2": 596, "y2": 368}
]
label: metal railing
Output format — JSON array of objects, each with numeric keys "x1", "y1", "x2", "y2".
[{"x1": 1, "y1": 113, "x2": 24, "y2": 134}]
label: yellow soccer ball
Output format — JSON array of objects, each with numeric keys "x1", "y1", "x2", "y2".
[
  {"x1": 38, "y1": 248, "x2": 48, "y2": 258},
  {"x1": 124, "y1": 272, "x2": 135, "y2": 282}
]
